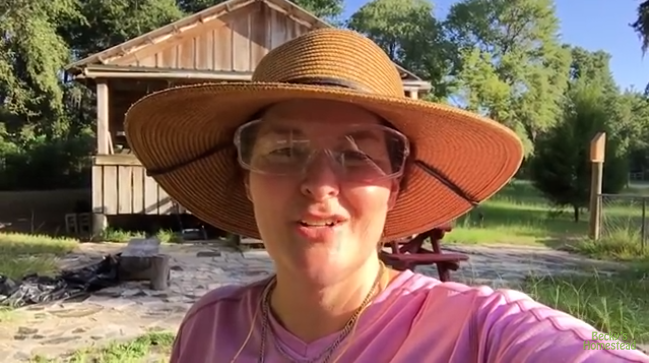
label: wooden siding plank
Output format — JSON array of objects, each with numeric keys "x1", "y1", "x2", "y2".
[
  {"x1": 155, "y1": 53, "x2": 163, "y2": 67},
  {"x1": 263, "y1": 4, "x2": 272, "y2": 57},
  {"x1": 177, "y1": 203, "x2": 187, "y2": 214},
  {"x1": 117, "y1": 166, "x2": 133, "y2": 214},
  {"x1": 270, "y1": 8, "x2": 288, "y2": 49},
  {"x1": 249, "y1": 5, "x2": 267, "y2": 68},
  {"x1": 231, "y1": 9, "x2": 251, "y2": 71},
  {"x1": 206, "y1": 29, "x2": 215, "y2": 69},
  {"x1": 191, "y1": 37, "x2": 198, "y2": 69},
  {"x1": 92, "y1": 166, "x2": 104, "y2": 213},
  {"x1": 160, "y1": 46, "x2": 177, "y2": 68},
  {"x1": 136, "y1": 56, "x2": 156, "y2": 67},
  {"x1": 102, "y1": 166, "x2": 118, "y2": 214},
  {"x1": 214, "y1": 21, "x2": 233, "y2": 70},
  {"x1": 144, "y1": 175, "x2": 159, "y2": 214},
  {"x1": 158, "y1": 186, "x2": 173, "y2": 214},
  {"x1": 195, "y1": 31, "x2": 208, "y2": 69},
  {"x1": 132, "y1": 166, "x2": 145, "y2": 213}
]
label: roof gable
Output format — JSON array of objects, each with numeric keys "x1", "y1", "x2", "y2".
[{"x1": 65, "y1": 0, "x2": 421, "y2": 81}]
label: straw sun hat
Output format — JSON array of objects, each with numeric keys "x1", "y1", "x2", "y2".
[{"x1": 125, "y1": 28, "x2": 523, "y2": 241}]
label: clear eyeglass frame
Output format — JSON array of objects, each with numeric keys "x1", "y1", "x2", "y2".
[{"x1": 233, "y1": 119, "x2": 410, "y2": 182}]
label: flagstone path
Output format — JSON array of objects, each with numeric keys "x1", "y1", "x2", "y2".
[{"x1": 0, "y1": 241, "x2": 643, "y2": 362}]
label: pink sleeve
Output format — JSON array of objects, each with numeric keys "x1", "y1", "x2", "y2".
[{"x1": 477, "y1": 289, "x2": 648, "y2": 362}]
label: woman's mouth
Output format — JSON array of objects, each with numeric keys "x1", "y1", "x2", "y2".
[
  {"x1": 299, "y1": 219, "x2": 340, "y2": 228},
  {"x1": 295, "y1": 218, "x2": 346, "y2": 242}
]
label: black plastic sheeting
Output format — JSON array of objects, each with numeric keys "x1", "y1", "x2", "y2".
[{"x1": 0, "y1": 254, "x2": 121, "y2": 308}]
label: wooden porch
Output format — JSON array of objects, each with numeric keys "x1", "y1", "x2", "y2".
[
  {"x1": 66, "y1": 0, "x2": 432, "y2": 234},
  {"x1": 92, "y1": 155, "x2": 182, "y2": 216}
]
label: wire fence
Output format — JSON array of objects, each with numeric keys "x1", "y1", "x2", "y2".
[{"x1": 599, "y1": 193, "x2": 649, "y2": 250}]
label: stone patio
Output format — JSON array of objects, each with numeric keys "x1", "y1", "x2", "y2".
[{"x1": 0, "y1": 241, "x2": 642, "y2": 361}]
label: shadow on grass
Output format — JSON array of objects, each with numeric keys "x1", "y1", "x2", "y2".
[
  {"x1": 446, "y1": 201, "x2": 587, "y2": 246},
  {"x1": 490, "y1": 180, "x2": 549, "y2": 205},
  {"x1": 445, "y1": 180, "x2": 649, "y2": 248}
]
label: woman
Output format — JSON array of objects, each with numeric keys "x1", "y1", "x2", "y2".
[{"x1": 125, "y1": 29, "x2": 648, "y2": 362}]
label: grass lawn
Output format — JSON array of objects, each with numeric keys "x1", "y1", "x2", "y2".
[
  {"x1": 30, "y1": 331, "x2": 175, "y2": 363},
  {"x1": 0, "y1": 233, "x2": 78, "y2": 281},
  {"x1": 446, "y1": 180, "x2": 649, "y2": 248},
  {"x1": 445, "y1": 181, "x2": 586, "y2": 245}
]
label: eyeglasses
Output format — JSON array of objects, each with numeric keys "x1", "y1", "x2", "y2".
[{"x1": 234, "y1": 119, "x2": 410, "y2": 182}]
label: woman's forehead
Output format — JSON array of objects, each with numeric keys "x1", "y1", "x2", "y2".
[{"x1": 261, "y1": 99, "x2": 382, "y2": 128}]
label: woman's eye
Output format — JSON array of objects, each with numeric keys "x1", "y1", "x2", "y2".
[{"x1": 270, "y1": 148, "x2": 293, "y2": 156}]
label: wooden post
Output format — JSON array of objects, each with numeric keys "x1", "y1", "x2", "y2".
[
  {"x1": 96, "y1": 81, "x2": 110, "y2": 155},
  {"x1": 589, "y1": 132, "x2": 606, "y2": 240},
  {"x1": 407, "y1": 89, "x2": 419, "y2": 100},
  {"x1": 93, "y1": 81, "x2": 110, "y2": 236}
]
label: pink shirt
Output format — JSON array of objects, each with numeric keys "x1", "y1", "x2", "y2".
[{"x1": 170, "y1": 270, "x2": 649, "y2": 362}]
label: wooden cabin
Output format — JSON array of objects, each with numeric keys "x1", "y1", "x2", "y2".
[{"x1": 65, "y1": 0, "x2": 432, "y2": 234}]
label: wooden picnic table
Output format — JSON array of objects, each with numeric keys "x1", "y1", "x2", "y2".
[{"x1": 379, "y1": 225, "x2": 469, "y2": 282}]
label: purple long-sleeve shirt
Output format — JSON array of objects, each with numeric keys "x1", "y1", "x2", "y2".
[{"x1": 170, "y1": 270, "x2": 649, "y2": 362}]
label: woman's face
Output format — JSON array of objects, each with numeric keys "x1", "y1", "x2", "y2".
[{"x1": 242, "y1": 99, "x2": 402, "y2": 282}]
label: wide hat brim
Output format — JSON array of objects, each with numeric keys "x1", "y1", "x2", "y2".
[{"x1": 125, "y1": 82, "x2": 523, "y2": 241}]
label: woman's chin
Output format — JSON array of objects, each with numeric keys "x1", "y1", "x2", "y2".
[{"x1": 285, "y1": 254, "x2": 351, "y2": 277}]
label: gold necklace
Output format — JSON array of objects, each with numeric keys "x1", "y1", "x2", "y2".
[{"x1": 257, "y1": 264, "x2": 385, "y2": 363}]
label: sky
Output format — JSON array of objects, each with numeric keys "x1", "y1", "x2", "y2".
[{"x1": 342, "y1": 0, "x2": 649, "y2": 92}]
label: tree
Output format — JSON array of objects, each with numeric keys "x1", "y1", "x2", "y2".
[
  {"x1": 631, "y1": 0, "x2": 649, "y2": 95},
  {"x1": 177, "y1": 0, "x2": 344, "y2": 22},
  {"x1": 632, "y1": 0, "x2": 649, "y2": 54},
  {"x1": 530, "y1": 79, "x2": 628, "y2": 222},
  {"x1": 445, "y1": 0, "x2": 571, "y2": 151},
  {"x1": 566, "y1": 47, "x2": 649, "y2": 177},
  {"x1": 0, "y1": 0, "x2": 84, "y2": 131},
  {"x1": 347, "y1": 0, "x2": 455, "y2": 101}
]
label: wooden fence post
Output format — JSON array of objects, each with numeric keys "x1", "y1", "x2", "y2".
[{"x1": 589, "y1": 132, "x2": 606, "y2": 240}]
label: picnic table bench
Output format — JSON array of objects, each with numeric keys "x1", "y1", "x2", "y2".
[{"x1": 379, "y1": 225, "x2": 469, "y2": 282}]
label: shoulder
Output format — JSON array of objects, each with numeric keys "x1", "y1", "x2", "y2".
[
  {"x1": 409, "y1": 274, "x2": 648, "y2": 362},
  {"x1": 411, "y1": 275, "x2": 582, "y2": 332}
]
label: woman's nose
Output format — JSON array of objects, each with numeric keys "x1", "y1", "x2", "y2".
[{"x1": 299, "y1": 155, "x2": 340, "y2": 200}]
